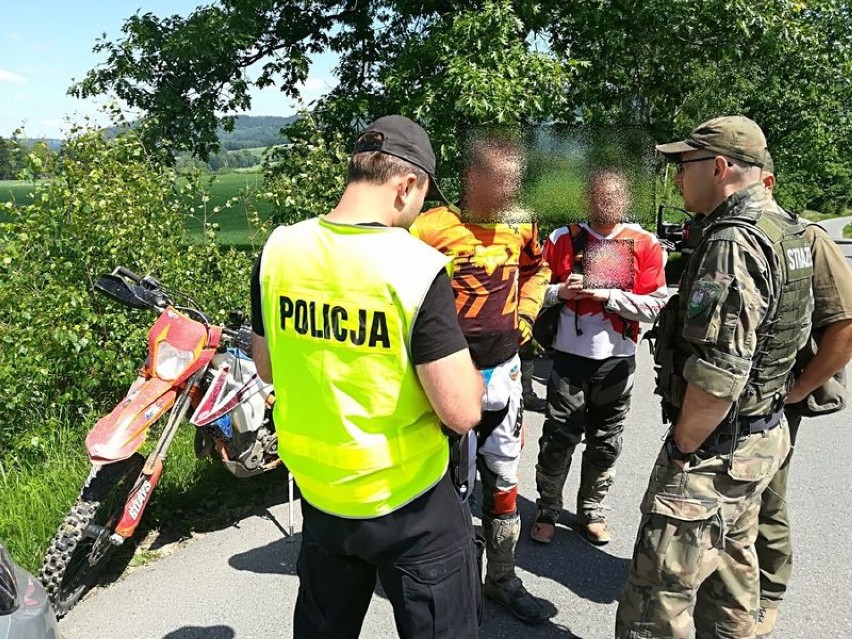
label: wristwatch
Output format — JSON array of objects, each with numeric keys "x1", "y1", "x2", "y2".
[{"x1": 665, "y1": 436, "x2": 691, "y2": 462}]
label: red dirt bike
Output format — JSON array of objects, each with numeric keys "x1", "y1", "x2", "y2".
[{"x1": 38, "y1": 267, "x2": 283, "y2": 617}]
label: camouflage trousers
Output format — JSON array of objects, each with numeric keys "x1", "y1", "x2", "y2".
[
  {"x1": 535, "y1": 352, "x2": 635, "y2": 523},
  {"x1": 756, "y1": 410, "x2": 802, "y2": 608},
  {"x1": 615, "y1": 419, "x2": 791, "y2": 639}
]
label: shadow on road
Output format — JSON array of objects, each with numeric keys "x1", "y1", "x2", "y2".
[
  {"x1": 480, "y1": 607, "x2": 586, "y2": 638},
  {"x1": 229, "y1": 531, "x2": 301, "y2": 576},
  {"x1": 228, "y1": 529, "x2": 395, "y2": 602},
  {"x1": 514, "y1": 495, "x2": 629, "y2": 606},
  {"x1": 147, "y1": 465, "x2": 297, "y2": 552},
  {"x1": 161, "y1": 626, "x2": 235, "y2": 639}
]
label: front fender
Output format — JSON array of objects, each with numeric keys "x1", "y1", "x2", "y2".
[{"x1": 86, "y1": 377, "x2": 176, "y2": 463}]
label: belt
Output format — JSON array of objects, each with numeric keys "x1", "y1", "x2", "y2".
[
  {"x1": 736, "y1": 409, "x2": 785, "y2": 435},
  {"x1": 711, "y1": 407, "x2": 784, "y2": 441}
]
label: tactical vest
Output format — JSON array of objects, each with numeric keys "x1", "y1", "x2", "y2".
[
  {"x1": 653, "y1": 195, "x2": 813, "y2": 418},
  {"x1": 259, "y1": 217, "x2": 452, "y2": 518}
]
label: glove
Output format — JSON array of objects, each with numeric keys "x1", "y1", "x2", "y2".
[{"x1": 519, "y1": 315, "x2": 534, "y2": 346}]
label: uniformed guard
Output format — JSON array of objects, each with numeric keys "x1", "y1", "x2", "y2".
[
  {"x1": 250, "y1": 115, "x2": 485, "y2": 639},
  {"x1": 755, "y1": 154, "x2": 852, "y2": 637},
  {"x1": 615, "y1": 116, "x2": 814, "y2": 639}
]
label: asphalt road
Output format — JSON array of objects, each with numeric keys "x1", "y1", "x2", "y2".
[
  {"x1": 817, "y1": 215, "x2": 852, "y2": 263},
  {"x1": 59, "y1": 346, "x2": 852, "y2": 639}
]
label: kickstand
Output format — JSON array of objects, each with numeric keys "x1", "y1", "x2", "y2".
[{"x1": 286, "y1": 471, "x2": 296, "y2": 542}]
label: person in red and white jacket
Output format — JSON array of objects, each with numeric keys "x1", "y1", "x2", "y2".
[{"x1": 531, "y1": 167, "x2": 668, "y2": 546}]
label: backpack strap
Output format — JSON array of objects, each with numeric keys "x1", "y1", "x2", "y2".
[{"x1": 569, "y1": 223, "x2": 587, "y2": 272}]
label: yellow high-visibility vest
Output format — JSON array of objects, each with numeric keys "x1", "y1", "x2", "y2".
[{"x1": 259, "y1": 216, "x2": 452, "y2": 518}]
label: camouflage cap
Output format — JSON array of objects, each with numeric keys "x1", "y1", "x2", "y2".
[
  {"x1": 656, "y1": 116, "x2": 769, "y2": 168},
  {"x1": 762, "y1": 150, "x2": 774, "y2": 175}
]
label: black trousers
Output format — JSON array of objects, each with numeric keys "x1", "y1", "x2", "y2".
[
  {"x1": 294, "y1": 473, "x2": 481, "y2": 639},
  {"x1": 540, "y1": 351, "x2": 635, "y2": 466},
  {"x1": 536, "y1": 351, "x2": 635, "y2": 518}
]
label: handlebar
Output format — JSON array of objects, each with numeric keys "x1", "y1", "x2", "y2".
[
  {"x1": 114, "y1": 266, "x2": 143, "y2": 283},
  {"x1": 220, "y1": 324, "x2": 253, "y2": 356},
  {"x1": 101, "y1": 265, "x2": 252, "y2": 354}
]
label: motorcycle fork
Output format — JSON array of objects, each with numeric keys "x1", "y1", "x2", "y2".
[{"x1": 114, "y1": 370, "x2": 205, "y2": 541}]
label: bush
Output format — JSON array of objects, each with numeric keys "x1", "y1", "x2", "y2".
[
  {"x1": 261, "y1": 113, "x2": 348, "y2": 226},
  {"x1": 0, "y1": 126, "x2": 258, "y2": 468}
]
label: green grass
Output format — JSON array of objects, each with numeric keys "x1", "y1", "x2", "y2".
[
  {"x1": 801, "y1": 209, "x2": 843, "y2": 223},
  {"x1": 181, "y1": 172, "x2": 275, "y2": 246},
  {"x1": 0, "y1": 422, "x2": 90, "y2": 573},
  {"x1": 844, "y1": 223, "x2": 852, "y2": 239},
  {"x1": 0, "y1": 414, "x2": 288, "y2": 574}
]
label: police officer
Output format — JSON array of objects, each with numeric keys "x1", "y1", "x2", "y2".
[
  {"x1": 615, "y1": 116, "x2": 814, "y2": 639},
  {"x1": 250, "y1": 115, "x2": 484, "y2": 639},
  {"x1": 755, "y1": 154, "x2": 852, "y2": 637}
]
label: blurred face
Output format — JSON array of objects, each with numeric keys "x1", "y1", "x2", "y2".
[
  {"x1": 587, "y1": 174, "x2": 629, "y2": 225},
  {"x1": 464, "y1": 150, "x2": 523, "y2": 219},
  {"x1": 674, "y1": 150, "x2": 721, "y2": 214}
]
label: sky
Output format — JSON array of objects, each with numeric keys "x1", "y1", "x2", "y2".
[{"x1": 0, "y1": 1, "x2": 337, "y2": 139}]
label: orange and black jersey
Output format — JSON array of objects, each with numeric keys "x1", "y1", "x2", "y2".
[{"x1": 411, "y1": 206, "x2": 550, "y2": 368}]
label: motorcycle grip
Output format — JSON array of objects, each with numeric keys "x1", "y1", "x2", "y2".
[
  {"x1": 115, "y1": 266, "x2": 143, "y2": 283},
  {"x1": 234, "y1": 325, "x2": 253, "y2": 357}
]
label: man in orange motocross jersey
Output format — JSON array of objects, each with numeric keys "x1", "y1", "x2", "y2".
[
  {"x1": 411, "y1": 133, "x2": 552, "y2": 624},
  {"x1": 531, "y1": 168, "x2": 668, "y2": 546}
]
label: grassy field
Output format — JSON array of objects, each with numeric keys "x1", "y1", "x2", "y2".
[
  {"x1": 0, "y1": 179, "x2": 39, "y2": 206},
  {"x1": 179, "y1": 171, "x2": 274, "y2": 246},
  {"x1": 0, "y1": 173, "x2": 274, "y2": 247},
  {"x1": 801, "y1": 209, "x2": 844, "y2": 223}
]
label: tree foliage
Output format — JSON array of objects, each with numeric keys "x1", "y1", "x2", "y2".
[
  {"x1": 260, "y1": 113, "x2": 348, "y2": 224},
  {"x1": 75, "y1": 0, "x2": 852, "y2": 213},
  {"x1": 549, "y1": 0, "x2": 852, "y2": 212},
  {"x1": 0, "y1": 137, "x2": 28, "y2": 180}
]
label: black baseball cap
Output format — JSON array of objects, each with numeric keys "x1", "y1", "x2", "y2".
[{"x1": 353, "y1": 115, "x2": 448, "y2": 203}]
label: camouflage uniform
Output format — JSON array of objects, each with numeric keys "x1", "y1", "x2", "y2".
[
  {"x1": 757, "y1": 222, "x2": 852, "y2": 609},
  {"x1": 616, "y1": 182, "x2": 813, "y2": 639}
]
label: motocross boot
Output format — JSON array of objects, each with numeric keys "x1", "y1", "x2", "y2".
[
  {"x1": 482, "y1": 514, "x2": 550, "y2": 624},
  {"x1": 576, "y1": 457, "x2": 615, "y2": 545},
  {"x1": 531, "y1": 434, "x2": 574, "y2": 543}
]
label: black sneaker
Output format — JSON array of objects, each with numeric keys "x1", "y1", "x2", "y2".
[{"x1": 484, "y1": 575, "x2": 551, "y2": 624}]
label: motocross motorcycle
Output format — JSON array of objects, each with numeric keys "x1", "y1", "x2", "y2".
[{"x1": 38, "y1": 266, "x2": 281, "y2": 617}]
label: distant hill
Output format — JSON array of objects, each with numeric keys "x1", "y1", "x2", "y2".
[
  {"x1": 18, "y1": 138, "x2": 64, "y2": 151},
  {"x1": 218, "y1": 115, "x2": 298, "y2": 150},
  {"x1": 102, "y1": 115, "x2": 298, "y2": 152}
]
